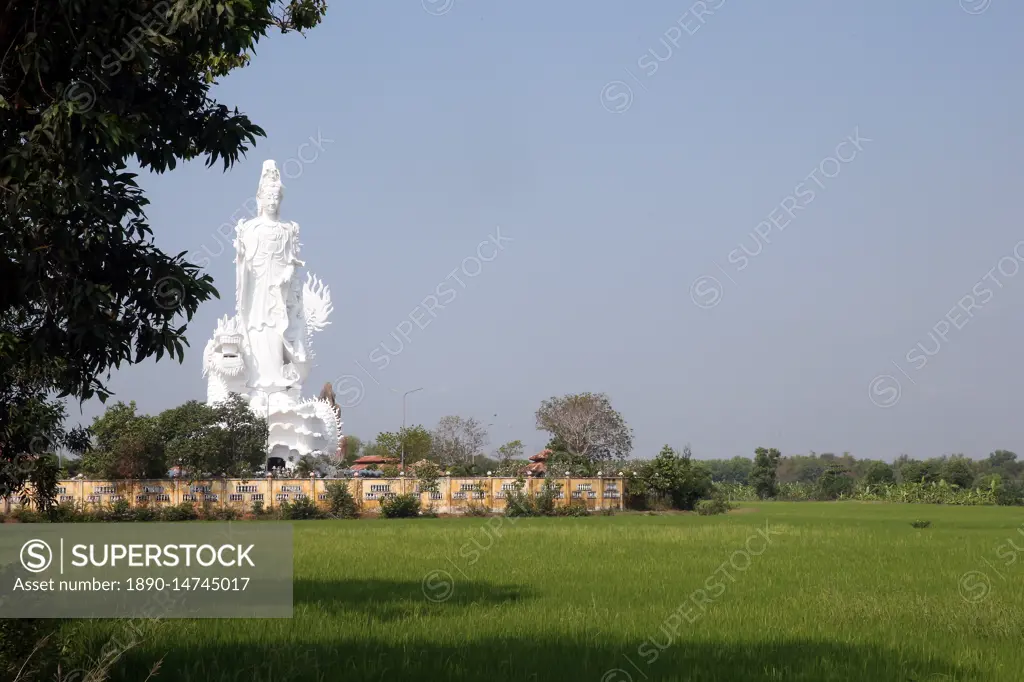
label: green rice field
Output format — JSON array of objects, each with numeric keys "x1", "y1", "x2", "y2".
[{"x1": 61, "y1": 502, "x2": 1024, "y2": 682}]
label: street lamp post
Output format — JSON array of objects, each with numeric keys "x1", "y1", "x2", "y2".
[{"x1": 392, "y1": 387, "x2": 423, "y2": 471}]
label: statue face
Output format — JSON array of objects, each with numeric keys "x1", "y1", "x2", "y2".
[{"x1": 260, "y1": 187, "x2": 282, "y2": 217}]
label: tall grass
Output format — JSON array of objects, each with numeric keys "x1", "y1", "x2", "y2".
[{"x1": 49, "y1": 503, "x2": 1024, "y2": 681}]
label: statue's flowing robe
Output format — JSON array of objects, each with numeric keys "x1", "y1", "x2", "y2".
[{"x1": 236, "y1": 217, "x2": 307, "y2": 390}]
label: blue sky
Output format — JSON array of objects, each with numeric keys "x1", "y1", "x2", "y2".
[{"x1": 77, "y1": 0, "x2": 1024, "y2": 462}]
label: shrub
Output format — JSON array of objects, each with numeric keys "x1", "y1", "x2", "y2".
[
  {"x1": 911, "y1": 519, "x2": 931, "y2": 529},
  {"x1": 132, "y1": 505, "x2": 158, "y2": 522},
  {"x1": 46, "y1": 500, "x2": 84, "y2": 523},
  {"x1": 10, "y1": 507, "x2": 43, "y2": 523},
  {"x1": 556, "y1": 500, "x2": 590, "y2": 517},
  {"x1": 534, "y1": 482, "x2": 558, "y2": 516},
  {"x1": 380, "y1": 493, "x2": 421, "y2": 518},
  {"x1": 207, "y1": 507, "x2": 239, "y2": 521},
  {"x1": 503, "y1": 483, "x2": 559, "y2": 517},
  {"x1": 504, "y1": 489, "x2": 535, "y2": 517},
  {"x1": 465, "y1": 501, "x2": 490, "y2": 517},
  {"x1": 250, "y1": 499, "x2": 267, "y2": 517},
  {"x1": 280, "y1": 496, "x2": 324, "y2": 520},
  {"x1": 160, "y1": 502, "x2": 199, "y2": 522},
  {"x1": 696, "y1": 494, "x2": 732, "y2": 516},
  {"x1": 324, "y1": 481, "x2": 359, "y2": 519},
  {"x1": 416, "y1": 461, "x2": 443, "y2": 496},
  {"x1": 98, "y1": 498, "x2": 135, "y2": 522}
]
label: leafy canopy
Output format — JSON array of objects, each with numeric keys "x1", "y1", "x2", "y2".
[{"x1": 0, "y1": 0, "x2": 326, "y2": 499}]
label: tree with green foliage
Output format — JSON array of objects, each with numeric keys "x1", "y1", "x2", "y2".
[
  {"x1": 982, "y1": 450, "x2": 1021, "y2": 482},
  {"x1": 496, "y1": 439, "x2": 524, "y2": 467},
  {"x1": 177, "y1": 394, "x2": 266, "y2": 477},
  {"x1": 749, "y1": 447, "x2": 782, "y2": 499},
  {"x1": 294, "y1": 455, "x2": 317, "y2": 477},
  {"x1": 375, "y1": 425, "x2": 433, "y2": 466},
  {"x1": 543, "y1": 434, "x2": 596, "y2": 476},
  {"x1": 1, "y1": 2, "x2": 326, "y2": 675},
  {"x1": 897, "y1": 456, "x2": 941, "y2": 484},
  {"x1": 816, "y1": 462, "x2": 855, "y2": 500},
  {"x1": 0, "y1": 0, "x2": 327, "y2": 505},
  {"x1": 84, "y1": 395, "x2": 265, "y2": 479},
  {"x1": 80, "y1": 400, "x2": 166, "y2": 479},
  {"x1": 704, "y1": 456, "x2": 754, "y2": 484},
  {"x1": 495, "y1": 439, "x2": 528, "y2": 476},
  {"x1": 341, "y1": 434, "x2": 363, "y2": 466},
  {"x1": 630, "y1": 445, "x2": 712, "y2": 511},
  {"x1": 941, "y1": 455, "x2": 975, "y2": 489},
  {"x1": 863, "y1": 461, "x2": 896, "y2": 486}
]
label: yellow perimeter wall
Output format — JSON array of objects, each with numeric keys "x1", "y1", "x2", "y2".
[{"x1": 5, "y1": 477, "x2": 625, "y2": 515}]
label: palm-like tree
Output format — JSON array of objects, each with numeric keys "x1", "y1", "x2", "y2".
[{"x1": 294, "y1": 455, "x2": 317, "y2": 478}]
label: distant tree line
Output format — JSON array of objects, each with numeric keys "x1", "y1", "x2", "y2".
[{"x1": 701, "y1": 449, "x2": 1023, "y2": 491}]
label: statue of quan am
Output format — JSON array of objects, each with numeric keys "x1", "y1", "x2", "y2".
[{"x1": 202, "y1": 160, "x2": 340, "y2": 467}]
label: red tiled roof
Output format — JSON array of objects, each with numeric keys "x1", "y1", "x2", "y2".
[{"x1": 353, "y1": 455, "x2": 393, "y2": 464}]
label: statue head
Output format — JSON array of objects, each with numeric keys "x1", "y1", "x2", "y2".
[{"x1": 256, "y1": 160, "x2": 284, "y2": 219}]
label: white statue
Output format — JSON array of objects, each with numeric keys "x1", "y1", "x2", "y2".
[
  {"x1": 202, "y1": 314, "x2": 249, "y2": 404},
  {"x1": 203, "y1": 160, "x2": 341, "y2": 466}
]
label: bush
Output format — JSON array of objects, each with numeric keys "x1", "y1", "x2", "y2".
[
  {"x1": 503, "y1": 483, "x2": 558, "y2": 517},
  {"x1": 380, "y1": 493, "x2": 421, "y2": 518},
  {"x1": 132, "y1": 505, "x2": 158, "y2": 522},
  {"x1": 556, "y1": 500, "x2": 590, "y2": 517},
  {"x1": 97, "y1": 498, "x2": 135, "y2": 522},
  {"x1": 465, "y1": 501, "x2": 490, "y2": 517},
  {"x1": 9, "y1": 507, "x2": 43, "y2": 523},
  {"x1": 534, "y1": 482, "x2": 558, "y2": 516},
  {"x1": 504, "y1": 489, "x2": 534, "y2": 517},
  {"x1": 696, "y1": 494, "x2": 732, "y2": 516},
  {"x1": 250, "y1": 499, "x2": 267, "y2": 517},
  {"x1": 911, "y1": 519, "x2": 931, "y2": 528},
  {"x1": 46, "y1": 500, "x2": 84, "y2": 523},
  {"x1": 159, "y1": 502, "x2": 199, "y2": 522},
  {"x1": 324, "y1": 481, "x2": 359, "y2": 519},
  {"x1": 279, "y1": 496, "x2": 325, "y2": 520},
  {"x1": 207, "y1": 507, "x2": 239, "y2": 521}
]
